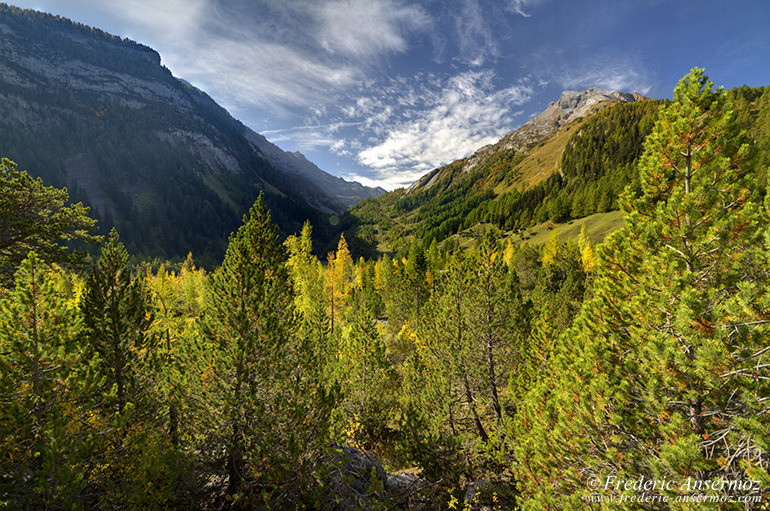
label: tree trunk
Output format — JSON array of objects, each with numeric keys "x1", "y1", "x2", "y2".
[{"x1": 463, "y1": 374, "x2": 488, "y2": 443}]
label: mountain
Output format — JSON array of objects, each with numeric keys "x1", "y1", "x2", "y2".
[
  {"x1": 342, "y1": 87, "x2": 659, "y2": 256},
  {"x1": 243, "y1": 129, "x2": 386, "y2": 211},
  {"x1": 0, "y1": 4, "x2": 383, "y2": 265},
  {"x1": 407, "y1": 87, "x2": 647, "y2": 194}
]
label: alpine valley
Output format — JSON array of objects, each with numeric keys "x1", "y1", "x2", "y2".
[{"x1": 2, "y1": 3, "x2": 770, "y2": 511}]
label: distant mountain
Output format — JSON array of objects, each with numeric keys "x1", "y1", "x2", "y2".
[
  {"x1": 408, "y1": 87, "x2": 647, "y2": 194},
  {"x1": 0, "y1": 4, "x2": 383, "y2": 265},
  {"x1": 342, "y1": 87, "x2": 659, "y2": 256},
  {"x1": 243, "y1": 129, "x2": 386, "y2": 212}
]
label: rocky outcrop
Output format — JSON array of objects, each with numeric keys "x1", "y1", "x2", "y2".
[
  {"x1": 325, "y1": 445, "x2": 389, "y2": 511},
  {"x1": 320, "y1": 445, "x2": 428, "y2": 510},
  {"x1": 461, "y1": 88, "x2": 647, "y2": 174}
]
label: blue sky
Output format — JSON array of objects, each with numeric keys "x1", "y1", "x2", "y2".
[{"x1": 9, "y1": 0, "x2": 770, "y2": 189}]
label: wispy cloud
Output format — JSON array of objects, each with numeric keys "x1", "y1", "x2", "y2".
[
  {"x1": 25, "y1": 0, "x2": 435, "y2": 119},
  {"x1": 559, "y1": 56, "x2": 653, "y2": 95},
  {"x1": 314, "y1": 0, "x2": 431, "y2": 57},
  {"x1": 262, "y1": 122, "x2": 364, "y2": 154},
  {"x1": 454, "y1": 0, "x2": 499, "y2": 65},
  {"x1": 172, "y1": 37, "x2": 360, "y2": 116},
  {"x1": 505, "y1": 0, "x2": 545, "y2": 17},
  {"x1": 342, "y1": 70, "x2": 533, "y2": 188}
]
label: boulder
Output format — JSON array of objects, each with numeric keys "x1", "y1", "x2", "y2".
[{"x1": 326, "y1": 445, "x2": 388, "y2": 511}]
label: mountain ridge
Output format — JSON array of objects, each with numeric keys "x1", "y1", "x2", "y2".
[
  {"x1": 0, "y1": 3, "x2": 382, "y2": 263},
  {"x1": 243, "y1": 128, "x2": 386, "y2": 212},
  {"x1": 342, "y1": 87, "x2": 660, "y2": 256}
]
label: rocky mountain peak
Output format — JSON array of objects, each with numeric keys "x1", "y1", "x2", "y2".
[
  {"x1": 408, "y1": 86, "x2": 648, "y2": 193},
  {"x1": 458, "y1": 87, "x2": 647, "y2": 176},
  {"x1": 534, "y1": 87, "x2": 645, "y2": 129}
]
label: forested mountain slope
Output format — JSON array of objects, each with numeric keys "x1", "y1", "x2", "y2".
[
  {"x1": 343, "y1": 84, "x2": 769, "y2": 258},
  {"x1": 0, "y1": 4, "x2": 383, "y2": 265}
]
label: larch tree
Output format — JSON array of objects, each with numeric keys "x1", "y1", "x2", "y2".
[
  {"x1": 285, "y1": 220, "x2": 330, "y2": 361},
  {"x1": 326, "y1": 234, "x2": 354, "y2": 336}
]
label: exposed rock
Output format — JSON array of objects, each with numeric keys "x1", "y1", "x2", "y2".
[
  {"x1": 157, "y1": 129, "x2": 241, "y2": 174},
  {"x1": 386, "y1": 470, "x2": 422, "y2": 492},
  {"x1": 0, "y1": 3, "x2": 383, "y2": 265},
  {"x1": 462, "y1": 87, "x2": 647, "y2": 174},
  {"x1": 325, "y1": 445, "x2": 389, "y2": 511},
  {"x1": 464, "y1": 480, "x2": 492, "y2": 510},
  {"x1": 527, "y1": 87, "x2": 643, "y2": 133},
  {"x1": 244, "y1": 128, "x2": 385, "y2": 213}
]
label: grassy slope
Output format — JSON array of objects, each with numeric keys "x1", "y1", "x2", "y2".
[
  {"x1": 445, "y1": 210, "x2": 626, "y2": 251},
  {"x1": 345, "y1": 99, "x2": 637, "y2": 256}
]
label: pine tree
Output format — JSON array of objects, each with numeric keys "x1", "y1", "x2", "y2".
[
  {"x1": 0, "y1": 158, "x2": 101, "y2": 284},
  {"x1": 402, "y1": 241, "x2": 529, "y2": 482},
  {"x1": 202, "y1": 194, "x2": 336, "y2": 504},
  {"x1": 335, "y1": 303, "x2": 394, "y2": 446},
  {"x1": 81, "y1": 229, "x2": 153, "y2": 416},
  {"x1": 0, "y1": 254, "x2": 92, "y2": 507},
  {"x1": 515, "y1": 68, "x2": 770, "y2": 510}
]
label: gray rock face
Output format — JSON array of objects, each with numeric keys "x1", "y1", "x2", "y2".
[
  {"x1": 0, "y1": 2, "x2": 381, "y2": 233},
  {"x1": 458, "y1": 87, "x2": 645, "y2": 176},
  {"x1": 528, "y1": 87, "x2": 644, "y2": 132}
]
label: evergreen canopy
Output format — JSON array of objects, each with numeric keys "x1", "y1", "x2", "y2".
[{"x1": 0, "y1": 158, "x2": 100, "y2": 283}]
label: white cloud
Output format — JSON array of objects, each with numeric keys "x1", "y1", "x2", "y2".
[
  {"x1": 314, "y1": 0, "x2": 431, "y2": 57},
  {"x1": 103, "y1": 0, "x2": 210, "y2": 39},
  {"x1": 506, "y1": 0, "x2": 544, "y2": 17},
  {"x1": 343, "y1": 170, "x2": 428, "y2": 191},
  {"x1": 454, "y1": 0, "x2": 499, "y2": 65},
  {"x1": 261, "y1": 122, "x2": 363, "y2": 153},
  {"x1": 560, "y1": 57, "x2": 653, "y2": 95},
  {"x1": 353, "y1": 71, "x2": 532, "y2": 185},
  {"x1": 174, "y1": 37, "x2": 359, "y2": 116}
]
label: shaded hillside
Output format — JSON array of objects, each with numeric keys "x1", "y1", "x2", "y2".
[{"x1": 0, "y1": 4, "x2": 382, "y2": 266}]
